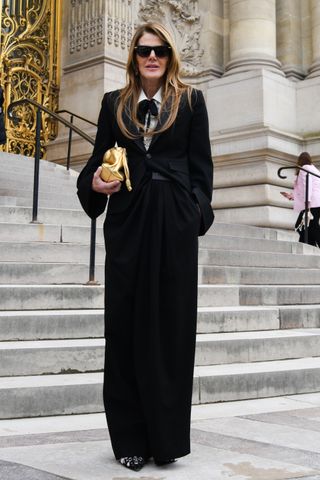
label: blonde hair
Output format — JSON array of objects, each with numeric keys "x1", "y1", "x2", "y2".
[{"x1": 116, "y1": 22, "x2": 192, "y2": 139}]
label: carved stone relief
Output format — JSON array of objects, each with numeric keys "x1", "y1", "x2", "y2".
[
  {"x1": 69, "y1": 0, "x2": 104, "y2": 54},
  {"x1": 106, "y1": 0, "x2": 134, "y2": 50},
  {"x1": 67, "y1": 0, "x2": 206, "y2": 77},
  {"x1": 138, "y1": 0, "x2": 204, "y2": 76},
  {"x1": 69, "y1": 0, "x2": 134, "y2": 56}
]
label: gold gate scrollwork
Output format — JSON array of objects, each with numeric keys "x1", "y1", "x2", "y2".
[{"x1": 0, "y1": 0, "x2": 61, "y2": 156}]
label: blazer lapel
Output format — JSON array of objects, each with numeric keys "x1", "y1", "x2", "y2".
[
  {"x1": 122, "y1": 108, "x2": 146, "y2": 153},
  {"x1": 148, "y1": 96, "x2": 172, "y2": 150}
]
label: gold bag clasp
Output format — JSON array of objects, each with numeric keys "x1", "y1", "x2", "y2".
[{"x1": 100, "y1": 146, "x2": 132, "y2": 192}]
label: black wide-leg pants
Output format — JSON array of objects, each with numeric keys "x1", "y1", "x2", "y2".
[
  {"x1": 103, "y1": 178, "x2": 200, "y2": 460},
  {"x1": 296, "y1": 207, "x2": 320, "y2": 247}
]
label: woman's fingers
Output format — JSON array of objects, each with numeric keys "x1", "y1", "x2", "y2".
[
  {"x1": 107, "y1": 180, "x2": 122, "y2": 194},
  {"x1": 92, "y1": 167, "x2": 121, "y2": 195}
]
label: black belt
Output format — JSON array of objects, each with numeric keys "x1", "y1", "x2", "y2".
[{"x1": 151, "y1": 172, "x2": 171, "y2": 182}]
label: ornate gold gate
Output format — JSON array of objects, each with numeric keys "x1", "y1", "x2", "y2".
[{"x1": 0, "y1": 0, "x2": 61, "y2": 156}]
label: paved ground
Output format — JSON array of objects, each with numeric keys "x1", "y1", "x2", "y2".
[{"x1": 1, "y1": 393, "x2": 320, "y2": 480}]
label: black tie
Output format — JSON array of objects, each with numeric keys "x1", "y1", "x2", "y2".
[{"x1": 138, "y1": 99, "x2": 158, "y2": 130}]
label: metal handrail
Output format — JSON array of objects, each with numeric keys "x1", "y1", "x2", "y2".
[
  {"x1": 278, "y1": 165, "x2": 320, "y2": 245},
  {"x1": 8, "y1": 99, "x2": 95, "y2": 144},
  {"x1": 57, "y1": 109, "x2": 97, "y2": 127},
  {"x1": 56, "y1": 109, "x2": 97, "y2": 171},
  {"x1": 7, "y1": 98, "x2": 98, "y2": 285}
]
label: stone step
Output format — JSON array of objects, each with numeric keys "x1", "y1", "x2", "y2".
[
  {"x1": 0, "y1": 284, "x2": 239, "y2": 310},
  {"x1": 0, "y1": 306, "x2": 278, "y2": 341},
  {"x1": 0, "y1": 165, "x2": 74, "y2": 178},
  {"x1": 198, "y1": 249, "x2": 320, "y2": 268},
  {"x1": 0, "y1": 195, "x2": 81, "y2": 209},
  {"x1": 199, "y1": 284, "x2": 320, "y2": 307},
  {"x1": 199, "y1": 234, "x2": 314, "y2": 254},
  {"x1": 280, "y1": 305, "x2": 320, "y2": 329},
  {"x1": 0, "y1": 339, "x2": 105, "y2": 377},
  {"x1": 2, "y1": 223, "x2": 314, "y2": 259},
  {"x1": 1, "y1": 357, "x2": 320, "y2": 418},
  {"x1": 207, "y1": 221, "x2": 297, "y2": 242},
  {"x1": 0, "y1": 372, "x2": 104, "y2": 418},
  {"x1": 0, "y1": 310, "x2": 105, "y2": 341},
  {"x1": 1, "y1": 284, "x2": 319, "y2": 312},
  {"x1": 195, "y1": 357, "x2": 320, "y2": 403},
  {"x1": 197, "y1": 306, "x2": 280, "y2": 333},
  {"x1": 0, "y1": 306, "x2": 279, "y2": 341},
  {"x1": 0, "y1": 205, "x2": 302, "y2": 244},
  {"x1": 0, "y1": 185, "x2": 79, "y2": 198},
  {"x1": 0, "y1": 242, "x2": 106, "y2": 263},
  {"x1": 0, "y1": 223, "x2": 105, "y2": 244},
  {"x1": 3, "y1": 262, "x2": 320, "y2": 285},
  {"x1": 1, "y1": 305, "x2": 319, "y2": 342},
  {"x1": 214, "y1": 205, "x2": 297, "y2": 231},
  {"x1": 0, "y1": 206, "x2": 94, "y2": 226},
  {"x1": 0, "y1": 262, "x2": 105, "y2": 284},
  {"x1": 0, "y1": 223, "x2": 297, "y2": 252},
  {"x1": 0, "y1": 189, "x2": 79, "y2": 207},
  {"x1": 0, "y1": 177, "x2": 77, "y2": 191},
  {"x1": 0, "y1": 196, "x2": 22, "y2": 206},
  {"x1": 0, "y1": 223, "x2": 303, "y2": 252},
  {"x1": 199, "y1": 265, "x2": 320, "y2": 285},
  {"x1": 238, "y1": 285, "x2": 320, "y2": 306},
  {"x1": 0, "y1": 152, "x2": 77, "y2": 176},
  {"x1": 0, "y1": 285, "x2": 105, "y2": 311},
  {"x1": 202, "y1": 305, "x2": 320, "y2": 331},
  {"x1": 2, "y1": 329, "x2": 320, "y2": 376},
  {"x1": 195, "y1": 329, "x2": 320, "y2": 366},
  {"x1": 1, "y1": 242, "x2": 317, "y2": 268}
]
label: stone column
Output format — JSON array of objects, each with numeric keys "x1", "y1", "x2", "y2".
[
  {"x1": 198, "y1": 0, "x2": 224, "y2": 77},
  {"x1": 308, "y1": 0, "x2": 320, "y2": 77},
  {"x1": 276, "y1": 0, "x2": 304, "y2": 80},
  {"x1": 225, "y1": 0, "x2": 283, "y2": 75}
]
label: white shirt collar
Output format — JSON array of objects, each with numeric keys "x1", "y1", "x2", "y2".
[{"x1": 138, "y1": 87, "x2": 162, "y2": 104}]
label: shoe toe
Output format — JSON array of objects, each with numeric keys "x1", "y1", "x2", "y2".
[{"x1": 119, "y1": 456, "x2": 145, "y2": 471}]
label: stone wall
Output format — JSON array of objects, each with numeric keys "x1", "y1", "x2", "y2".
[{"x1": 47, "y1": 0, "x2": 320, "y2": 229}]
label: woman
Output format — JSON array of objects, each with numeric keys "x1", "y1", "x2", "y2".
[
  {"x1": 77, "y1": 22, "x2": 214, "y2": 471},
  {"x1": 281, "y1": 152, "x2": 320, "y2": 246}
]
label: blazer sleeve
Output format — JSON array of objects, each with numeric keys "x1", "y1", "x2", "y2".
[
  {"x1": 188, "y1": 89, "x2": 214, "y2": 235},
  {"x1": 77, "y1": 92, "x2": 116, "y2": 219}
]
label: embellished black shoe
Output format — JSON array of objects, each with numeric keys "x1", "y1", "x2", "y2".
[
  {"x1": 119, "y1": 456, "x2": 146, "y2": 471},
  {"x1": 154, "y1": 458, "x2": 177, "y2": 466}
]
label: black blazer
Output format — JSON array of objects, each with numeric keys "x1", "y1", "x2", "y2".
[{"x1": 77, "y1": 88, "x2": 214, "y2": 235}]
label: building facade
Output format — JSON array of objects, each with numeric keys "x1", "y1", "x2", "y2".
[{"x1": 30, "y1": 1, "x2": 320, "y2": 228}]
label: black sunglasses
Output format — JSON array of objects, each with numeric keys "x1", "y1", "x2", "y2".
[{"x1": 134, "y1": 45, "x2": 171, "y2": 58}]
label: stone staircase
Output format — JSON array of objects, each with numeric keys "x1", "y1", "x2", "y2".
[{"x1": 1, "y1": 152, "x2": 320, "y2": 419}]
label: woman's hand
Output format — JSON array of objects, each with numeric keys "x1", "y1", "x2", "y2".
[
  {"x1": 92, "y1": 166, "x2": 121, "y2": 195},
  {"x1": 280, "y1": 191, "x2": 293, "y2": 201}
]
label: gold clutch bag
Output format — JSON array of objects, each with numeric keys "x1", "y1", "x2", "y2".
[{"x1": 100, "y1": 146, "x2": 132, "y2": 191}]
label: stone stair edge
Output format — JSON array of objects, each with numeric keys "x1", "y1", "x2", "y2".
[
  {"x1": 1, "y1": 356, "x2": 319, "y2": 387},
  {"x1": 1, "y1": 328, "x2": 320, "y2": 348},
  {"x1": 0, "y1": 205, "x2": 84, "y2": 214},
  {"x1": 0, "y1": 283, "x2": 312, "y2": 288},
  {"x1": 208, "y1": 221, "x2": 295, "y2": 238},
  {"x1": 0, "y1": 152, "x2": 79, "y2": 176},
  {"x1": 194, "y1": 356, "x2": 320, "y2": 376},
  {"x1": 1, "y1": 358, "x2": 320, "y2": 417},
  {"x1": 4, "y1": 261, "x2": 320, "y2": 270}
]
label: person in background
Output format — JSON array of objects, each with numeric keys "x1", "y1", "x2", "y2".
[
  {"x1": 281, "y1": 151, "x2": 320, "y2": 247},
  {"x1": 77, "y1": 22, "x2": 214, "y2": 472}
]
